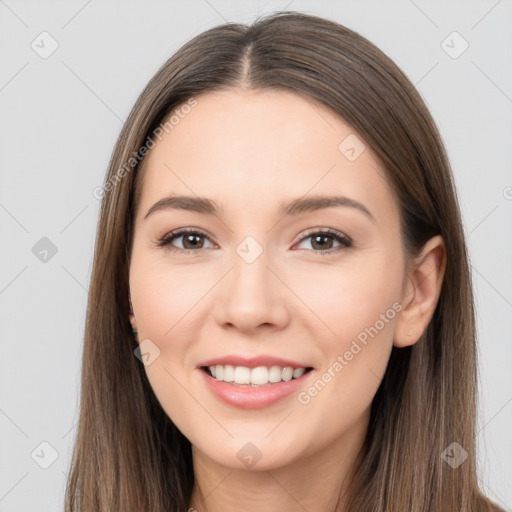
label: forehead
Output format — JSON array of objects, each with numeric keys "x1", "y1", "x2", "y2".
[{"x1": 135, "y1": 89, "x2": 398, "y2": 225}]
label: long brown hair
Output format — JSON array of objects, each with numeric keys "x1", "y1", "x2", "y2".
[{"x1": 64, "y1": 11, "x2": 503, "y2": 512}]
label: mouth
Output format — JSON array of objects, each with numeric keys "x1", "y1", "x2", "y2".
[{"x1": 201, "y1": 365, "x2": 314, "y2": 387}]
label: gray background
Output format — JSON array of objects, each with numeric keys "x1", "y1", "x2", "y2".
[{"x1": 0, "y1": 0, "x2": 511, "y2": 510}]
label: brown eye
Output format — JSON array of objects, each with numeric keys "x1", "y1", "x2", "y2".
[
  {"x1": 294, "y1": 229, "x2": 352, "y2": 254},
  {"x1": 156, "y1": 228, "x2": 351, "y2": 255},
  {"x1": 157, "y1": 229, "x2": 214, "y2": 252}
]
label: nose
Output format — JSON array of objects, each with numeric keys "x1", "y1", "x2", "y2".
[{"x1": 215, "y1": 240, "x2": 290, "y2": 334}]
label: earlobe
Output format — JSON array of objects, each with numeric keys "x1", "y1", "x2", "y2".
[
  {"x1": 129, "y1": 314, "x2": 139, "y2": 343},
  {"x1": 128, "y1": 294, "x2": 138, "y2": 335},
  {"x1": 394, "y1": 235, "x2": 447, "y2": 348}
]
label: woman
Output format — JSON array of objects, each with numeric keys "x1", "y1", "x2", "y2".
[{"x1": 64, "y1": 11, "x2": 504, "y2": 512}]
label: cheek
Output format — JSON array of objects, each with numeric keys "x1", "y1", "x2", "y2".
[
  {"x1": 287, "y1": 250, "x2": 403, "y2": 343},
  {"x1": 288, "y1": 250, "x2": 402, "y2": 405},
  {"x1": 129, "y1": 251, "x2": 210, "y2": 341},
  {"x1": 129, "y1": 254, "x2": 205, "y2": 433}
]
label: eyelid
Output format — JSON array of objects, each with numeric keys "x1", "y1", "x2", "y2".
[
  {"x1": 156, "y1": 226, "x2": 352, "y2": 253},
  {"x1": 292, "y1": 226, "x2": 351, "y2": 244},
  {"x1": 291, "y1": 227, "x2": 352, "y2": 252},
  {"x1": 155, "y1": 227, "x2": 217, "y2": 252}
]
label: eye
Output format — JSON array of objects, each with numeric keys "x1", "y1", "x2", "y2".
[
  {"x1": 293, "y1": 228, "x2": 352, "y2": 254},
  {"x1": 156, "y1": 228, "x2": 216, "y2": 252},
  {"x1": 155, "y1": 227, "x2": 352, "y2": 254}
]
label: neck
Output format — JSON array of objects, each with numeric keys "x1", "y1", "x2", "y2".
[{"x1": 188, "y1": 409, "x2": 369, "y2": 512}]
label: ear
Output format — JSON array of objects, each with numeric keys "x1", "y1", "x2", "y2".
[
  {"x1": 128, "y1": 293, "x2": 137, "y2": 330},
  {"x1": 394, "y1": 235, "x2": 447, "y2": 348}
]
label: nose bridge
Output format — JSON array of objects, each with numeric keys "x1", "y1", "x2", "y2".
[
  {"x1": 217, "y1": 233, "x2": 288, "y2": 329},
  {"x1": 230, "y1": 234, "x2": 274, "y2": 301}
]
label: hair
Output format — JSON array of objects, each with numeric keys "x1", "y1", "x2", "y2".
[{"x1": 64, "y1": 10, "x2": 504, "y2": 512}]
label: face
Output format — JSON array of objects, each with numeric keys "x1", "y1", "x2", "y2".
[{"x1": 129, "y1": 88, "x2": 407, "y2": 471}]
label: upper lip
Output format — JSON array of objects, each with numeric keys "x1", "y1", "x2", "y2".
[{"x1": 197, "y1": 355, "x2": 313, "y2": 370}]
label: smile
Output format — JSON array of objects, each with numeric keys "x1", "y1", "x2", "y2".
[
  {"x1": 199, "y1": 364, "x2": 315, "y2": 409},
  {"x1": 204, "y1": 365, "x2": 313, "y2": 386}
]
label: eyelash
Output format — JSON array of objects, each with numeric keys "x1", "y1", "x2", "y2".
[{"x1": 155, "y1": 227, "x2": 352, "y2": 255}]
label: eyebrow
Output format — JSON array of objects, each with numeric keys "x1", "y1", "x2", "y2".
[{"x1": 143, "y1": 194, "x2": 375, "y2": 223}]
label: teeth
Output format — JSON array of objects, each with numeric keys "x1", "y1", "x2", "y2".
[
  {"x1": 233, "y1": 366, "x2": 250, "y2": 384},
  {"x1": 207, "y1": 365, "x2": 309, "y2": 386},
  {"x1": 282, "y1": 367, "x2": 293, "y2": 382},
  {"x1": 268, "y1": 366, "x2": 282, "y2": 383},
  {"x1": 251, "y1": 366, "x2": 268, "y2": 385},
  {"x1": 223, "y1": 365, "x2": 234, "y2": 382},
  {"x1": 293, "y1": 367, "x2": 305, "y2": 378}
]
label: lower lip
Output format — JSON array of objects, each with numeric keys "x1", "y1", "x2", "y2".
[{"x1": 199, "y1": 368, "x2": 314, "y2": 409}]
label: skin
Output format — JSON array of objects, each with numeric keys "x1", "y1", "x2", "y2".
[{"x1": 128, "y1": 89, "x2": 446, "y2": 512}]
